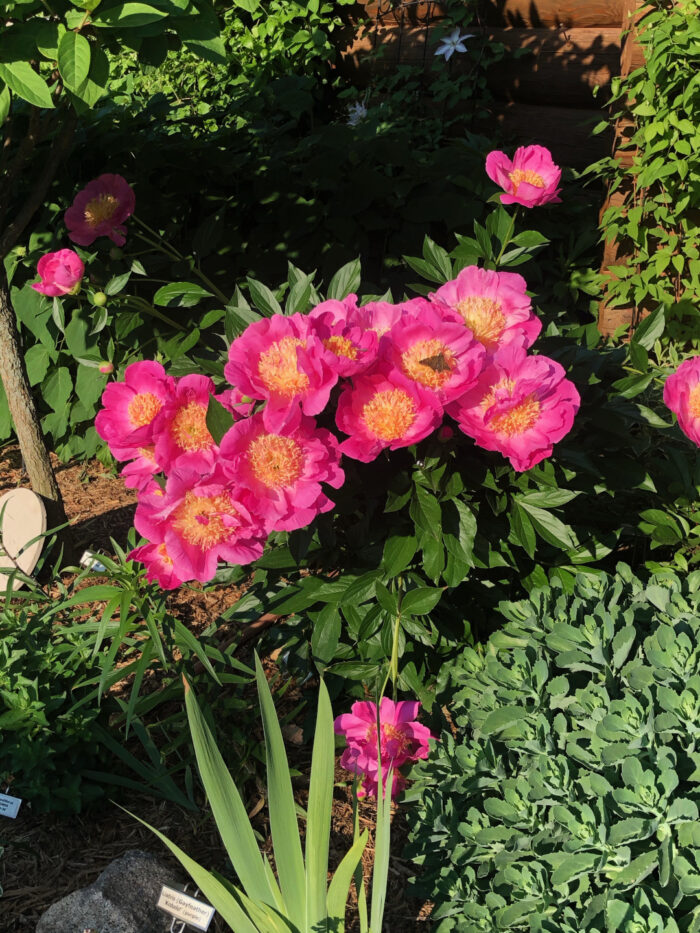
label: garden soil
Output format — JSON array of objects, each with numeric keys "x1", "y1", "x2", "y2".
[{"x1": 0, "y1": 446, "x2": 432, "y2": 931}]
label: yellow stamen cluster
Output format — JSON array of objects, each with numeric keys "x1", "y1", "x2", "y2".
[
  {"x1": 508, "y1": 169, "x2": 545, "y2": 193},
  {"x1": 248, "y1": 434, "x2": 304, "y2": 488},
  {"x1": 172, "y1": 491, "x2": 233, "y2": 548},
  {"x1": 323, "y1": 335, "x2": 358, "y2": 360},
  {"x1": 482, "y1": 378, "x2": 541, "y2": 437},
  {"x1": 688, "y1": 384, "x2": 700, "y2": 419},
  {"x1": 128, "y1": 392, "x2": 163, "y2": 428},
  {"x1": 170, "y1": 402, "x2": 214, "y2": 452},
  {"x1": 84, "y1": 193, "x2": 119, "y2": 228},
  {"x1": 362, "y1": 388, "x2": 417, "y2": 441},
  {"x1": 258, "y1": 337, "x2": 310, "y2": 397},
  {"x1": 454, "y1": 296, "x2": 506, "y2": 351},
  {"x1": 401, "y1": 338, "x2": 456, "y2": 389},
  {"x1": 157, "y1": 543, "x2": 173, "y2": 566}
]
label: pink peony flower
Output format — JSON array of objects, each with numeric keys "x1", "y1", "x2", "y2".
[
  {"x1": 65, "y1": 174, "x2": 135, "y2": 246},
  {"x1": 151, "y1": 374, "x2": 218, "y2": 472},
  {"x1": 334, "y1": 698, "x2": 434, "y2": 799},
  {"x1": 131, "y1": 465, "x2": 267, "y2": 585},
  {"x1": 349, "y1": 297, "x2": 426, "y2": 337},
  {"x1": 224, "y1": 314, "x2": 337, "y2": 431},
  {"x1": 120, "y1": 446, "x2": 160, "y2": 492},
  {"x1": 219, "y1": 408, "x2": 343, "y2": 532},
  {"x1": 310, "y1": 306, "x2": 379, "y2": 378},
  {"x1": 308, "y1": 295, "x2": 360, "y2": 327},
  {"x1": 447, "y1": 342, "x2": 580, "y2": 471},
  {"x1": 431, "y1": 266, "x2": 540, "y2": 355},
  {"x1": 485, "y1": 145, "x2": 562, "y2": 208},
  {"x1": 217, "y1": 387, "x2": 256, "y2": 420},
  {"x1": 380, "y1": 308, "x2": 486, "y2": 404},
  {"x1": 31, "y1": 249, "x2": 84, "y2": 297},
  {"x1": 95, "y1": 360, "x2": 175, "y2": 462},
  {"x1": 663, "y1": 356, "x2": 700, "y2": 447},
  {"x1": 129, "y1": 540, "x2": 187, "y2": 590},
  {"x1": 335, "y1": 370, "x2": 442, "y2": 462}
]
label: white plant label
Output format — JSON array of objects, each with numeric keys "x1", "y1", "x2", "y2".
[
  {"x1": 0, "y1": 792, "x2": 22, "y2": 819},
  {"x1": 157, "y1": 885, "x2": 215, "y2": 931}
]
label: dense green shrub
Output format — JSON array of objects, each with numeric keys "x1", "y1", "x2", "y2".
[{"x1": 407, "y1": 566, "x2": 700, "y2": 932}]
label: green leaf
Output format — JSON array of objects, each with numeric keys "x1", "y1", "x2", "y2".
[
  {"x1": 42, "y1": 366, "x2": 73, "y2": 412},
  {"x1": 551, "y1": 853, "x2": 598, "y2": 885},
  {"x1": 382, "y1": 535, "x2": 417, "y2": 577},
  {"x1": 92, "y1": 3, "x2": 169, "y2": 27},
  {"x1": 610, "y1": 850, "x2": 657, "y2": 889},
  {"x1": 0, "y1": 82, "x2": 10, "y2": 124},
  {"x1": 254, "y1": 655, "x2": 306, "y2": 928},
  {"x1": 631, "y1": 306, "x2": 665, "y2": 350},
  {"x1": 326, "y1": 258, "x2": 361, "y2": 301},
  {"x1": 153, "y1": 281, "x2": 212, "y2": 308},
  {"x1": 519, "y1": 502, "x2": 577, "y2": 551},
  {"x1": 326, "y1": 830, "x2": 368, "y2": 928},
  {"x1": 205, "y1": 395, "x2": 234, "y2": 445},
  {"x1": 68, "y1": 43, "x2": 109, "y2": 109},
  {"x1": 57, "y1": 32, "x2": 91, "y2": 90},
  {"x1": 0, "y1": 62, "x2": 53, "y2": 109},
  {"x1": 305, "y1": 679, "x2": 334, "y2": 931},
  {"x1": 480, "y1": 706, "x2": 529, "y2": 735},
  {"x1": 247, "y1": 278, "x2": 282, "y2": 316},
  {"x1": 183, "y1": 679, "x2": 280, "y2": 906},
  {"x1": 401, "y1": 586, "x2": 444, "y2": 616}
]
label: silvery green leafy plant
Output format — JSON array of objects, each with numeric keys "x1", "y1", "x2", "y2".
[
  {"x1": 130, "y1": 655, "x2": 383, "y2": 932},
  {"x1": 407, "y1": 565, "x2": 700, "y2": 933}
]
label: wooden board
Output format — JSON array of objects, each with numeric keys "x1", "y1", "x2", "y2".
[
  {"x1": 341, "y1": 24, "x2": 620, "y2": 107},
  {"x1": 353, "y1": 0, "x2": 626, "y2": 27},
  {"x1": 483, "y1": 101, "x2": 612, "y2": 168}
]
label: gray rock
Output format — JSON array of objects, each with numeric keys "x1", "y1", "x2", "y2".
[{"x1": 36, "y1": 849, "x2": 184, "y2": 933}]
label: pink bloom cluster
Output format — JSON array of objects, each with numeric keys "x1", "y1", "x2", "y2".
[
  {"x1": 334, "y1": 698, "x2": 433, "y2": 798},
  {"x1": 664, "y1": 356, "x2": 700, "y2": 447},
  {"x1": 96, "y1": 262, "x2": 580, "y2": 587}
]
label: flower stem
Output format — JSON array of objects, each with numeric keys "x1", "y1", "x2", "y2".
[
  {"x1": 126, "y1": 295, "x2": 186, "y2": 332},
  {"x1": 494, "y1": 205, "x2": 521, "y2": 268},
  {"x1": 132, "y1": 216, "x2": 230, "y2": 305}
]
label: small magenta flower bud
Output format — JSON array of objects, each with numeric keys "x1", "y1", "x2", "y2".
[
  {"x1": 98, "y1": 361, "x2": 114, "y2": 375},
  {"x1": 438, "y1": 425, "x2": 454, "y2": 442},
  {"x1": 92, "y1": 291, "x2": 108, "y2": 307}
]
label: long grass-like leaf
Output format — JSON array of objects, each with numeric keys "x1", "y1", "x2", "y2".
[
  {"x1": 369, "y1": 773, "x2": 392, "y2": 933},
  {"x1": 305, "y1": 678, "x2": 334, "y2": 932},
  {"x1": 184, "y1": 677, "x2": 281, "y2": 907},
  {"x1": 255, "y1": 654, "x2": 307, "y2": 929},
  {"x1": 326, "y1": 830, "x2": 368, "y2": 933},
  {"x1": 123, "y1": 806, "x2": 262, "y2": 933}
]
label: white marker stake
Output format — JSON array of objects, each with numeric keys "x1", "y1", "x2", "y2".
[
  {"x1": 157, "y1": 885, "x2": 215, "y2": 931},
  {"x1": 0, "y1": 792, "x2": 22, "y2": 819}
]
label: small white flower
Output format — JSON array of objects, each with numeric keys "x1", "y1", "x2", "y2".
[
  {"x1": 434, "y1": 27, "x2": 474, "y2": 61},
  {"x1": 347, "y1": 101, "x2": 368, "y2": 126}
]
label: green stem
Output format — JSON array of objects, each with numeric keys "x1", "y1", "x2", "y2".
[
  {"x1": 132, "y1": 216, "x2": 230, "y2": 305},
  {"x1": 493, "y1": 205, "x2": 521, "y2": 268},
  {"x1": 127, "y1": 296, "x2": 186, "y2": 332}
]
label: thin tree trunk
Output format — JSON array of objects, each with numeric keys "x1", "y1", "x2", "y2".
[{"x1": 0, "y1": 266, "x2": 73, "y2": 555}]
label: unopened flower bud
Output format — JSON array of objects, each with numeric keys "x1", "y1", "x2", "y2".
[
  {"x1": 109, "y1": 247, "x2": 123, "y2": 261},
  {"x1": 98, "y1": 361, "x2": 114, "y2": 374},
  {"x1": 438, "y1": 425, "x2": 454, "y2": 442},
  {"x1": 92, "y1": 291, "x2": 108, "y2": 307}
]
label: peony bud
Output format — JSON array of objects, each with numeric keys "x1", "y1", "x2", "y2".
[
  {"x1": 92, "y1": 291, "x2": 108, "y2": 307},
  {"x1": 98, "y1": 361, "x2": 114, "y2": 375}
]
